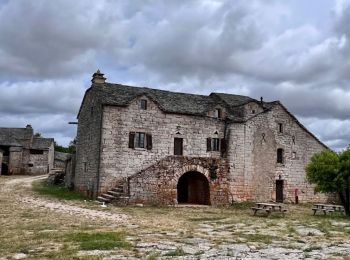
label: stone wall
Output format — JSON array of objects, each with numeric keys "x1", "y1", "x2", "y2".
[
  {"x1": 128, "y1": 156, "x2": 230, "y2": 205},
  {"x1": 65, "y1": 153, "x2": 75, "y2": 189},
  {"x1": 74, "y1": 87, "x2": 103, "y2": 197},
  {"x1": 99, "y1": 95, "x2": 226, "y2": 193},
  {"x1": 9, "y1": 147, "x2": 23, "y2": 175},
  {"x1": 28, "y1": 150, "x2": 49, "y2": 174},
  {"x1": 0, "y1": 150, "x2": 3, "y2": 175},
  {"x1": 227, "y1": 104, "x2": 328, "y2": 203}
]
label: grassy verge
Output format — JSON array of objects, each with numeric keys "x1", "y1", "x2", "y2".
[
  {"x1": 66, "y1": 231, "x2": 132, "y2": 250},
  {"x1": 32, "y1": 180, "x2": 86, "y2": 201}
]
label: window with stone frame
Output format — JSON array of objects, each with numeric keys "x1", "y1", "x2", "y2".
[
  {"x1": 278, "y1": 123, "x2": 283, "y2": 133},
  {"x1": 214, "y1": 108, "x2": 222, "y2": 118},
  {"x1": 207, "y1": 138, "x2": 222, "y2": 152},
  {"x1": 277, "y1": 148, "x2": 284, "y2": 163},
  {"x1": 140, "y1": 99, "x2": 147, "y2": 110},
  {"x1": 129, "y1": 132, "x2": 152, "y2": 150},
  {"x1": 212, "y1": 138, "x2": 220, "y2": 151},
  {"x1": 135, "y1": 132, "x2": 145, "y2": 148}
]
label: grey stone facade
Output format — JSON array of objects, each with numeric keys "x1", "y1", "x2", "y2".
[
  {"x1": 0, "y1": 125, "x2": 54, "y2": 175},
  {"x1": 74, "y1": 71, "x2": 330, "y2": 204}
]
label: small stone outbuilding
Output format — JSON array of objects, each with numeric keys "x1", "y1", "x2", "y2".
[
  {"x1": 0, "y1": 125, "x2": 54, "y2": 175},
  {"x1": 72, "y1": 71, "x2": 330, "y2": 205}
]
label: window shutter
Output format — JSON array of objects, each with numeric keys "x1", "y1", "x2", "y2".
[
  {"x1": 129, "y1": 132, "x2": 135, "y2": 148},
  {"x1": 220, "y1": 139, "x2": 227, "y2": 154},
  {"x1": 146, "y1": 134, "x2": 152, "y2": 150},
  {"x1": 207, "y1": 138, "x2": 212, "y2": 151}
]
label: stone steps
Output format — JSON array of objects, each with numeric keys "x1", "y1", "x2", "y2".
[{"x1": 96, "y1": 184, "x2": 129, "y2": 205}]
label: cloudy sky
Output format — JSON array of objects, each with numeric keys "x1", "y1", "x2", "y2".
[{"x1": 0, "y1": 0, "x2": 349, "y2": 150}]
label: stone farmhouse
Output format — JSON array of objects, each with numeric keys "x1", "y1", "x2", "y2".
[
  {"x1": 0, "y1": 125, "x2": 54, "y2": 175},
  {"x1": 73, "y1": 71, "x2": 329, "y2": 205}
]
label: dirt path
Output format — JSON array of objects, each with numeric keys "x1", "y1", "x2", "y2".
[{"x1": 1, "y1": 175, "x2": 129, "y2": 223}]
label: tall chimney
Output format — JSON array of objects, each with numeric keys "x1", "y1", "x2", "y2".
[{"x1": 91, "y1": 69, "x2": 106, "y2": 84}]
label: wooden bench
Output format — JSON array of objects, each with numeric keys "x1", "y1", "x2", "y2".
[
  {"x1": 312, "y1": 207, "x2": 335, "y2": 215},
  {"x1": 251, "y1": 207, "x2": 271, "y2": 216}
]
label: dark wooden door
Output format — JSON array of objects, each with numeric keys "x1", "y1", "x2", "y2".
[
  {"x1": 174, "y1": 138, "x2": 183, "y2": 155},
  {"x1": 276, "y1": 180, "x2": 284, "y2": 203}
]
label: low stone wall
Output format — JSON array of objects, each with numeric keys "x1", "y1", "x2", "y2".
[
  {"x1": 65, "y1": 153, "x2": 76, "y2": 189},
  {"x1": 128, "y1": 156, "x2": 230, "y2": 206}
]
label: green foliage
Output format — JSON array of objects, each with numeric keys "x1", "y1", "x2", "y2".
[
  {"x1": 54, "y1": 140, "x2": 76, "y2": 154},
  {"x1": 306, "y1": 149, "x2": 341, "y2": 193},
  {"x1": 306, "y1": 146, "x2": 350, "y2": 215},
  {"x1": 66, "y1": 231, "x2": 131, "y2": 250},
  {"x1": 32, "y1": 181, "x2": 86, "y2": 201},
  {"x1": 306, "y1": 147, "x2": 350, "y2": 193}
]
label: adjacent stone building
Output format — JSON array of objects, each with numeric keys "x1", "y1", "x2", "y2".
[
  {"x1": 0, "y1": 125, "x2": 54, "y2": 175},
  {"x1": 73, "y1": 71, "x2": 329, "y2": 205}
]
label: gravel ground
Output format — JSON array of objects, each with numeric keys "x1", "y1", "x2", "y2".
[{"x1": 1, "y1": 175, "x2": 350, "y2": 259}]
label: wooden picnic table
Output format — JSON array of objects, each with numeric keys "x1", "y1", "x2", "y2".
[
  {"x1": 251, "y1": 202, "x2": 287, "y2": 216},
  {"x1": 312, "y1": 204, "x2": 345, "y2": 215}
]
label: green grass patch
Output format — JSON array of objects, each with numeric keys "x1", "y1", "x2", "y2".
[
  {"x1": 32, "y1": 181, "x2": 86, "y2": 201},
  {"x1": 66, "y1": 231, "x2": 132, "y2": 250},
  {"x1": 189, "y1": 216, "x2": 226, "y2": 222},
  {"x1": 230, "y1": 201, "x2": 256, "y2": 210}
]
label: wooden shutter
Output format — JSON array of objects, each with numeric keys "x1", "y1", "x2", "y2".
[
  {"x1": 146, "y1": 134, "x2": 152, "y2": 150},
  {"x1": 129, "y1": 132, "x2": 135, "y2": 148},
  {"x1": 207, "y1": 138, "x2": 212, "y2": 151},
  {"x1": 220, "y1": 139, "x2": 227, "y2": 153}
]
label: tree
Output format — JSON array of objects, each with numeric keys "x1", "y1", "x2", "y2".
[
  {"x1": 54, "y1": 139, "x2": 76, "y2": 154},
  {"x1": 306, "y1": 146, "x2": 350, "y2": 216}
]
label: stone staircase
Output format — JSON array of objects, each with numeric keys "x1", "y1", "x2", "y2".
[{"x1": 96, "y1": 184, "x2": 130, "y2": 205}]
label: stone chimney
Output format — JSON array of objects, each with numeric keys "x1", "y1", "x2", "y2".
[
  {"x1": 24, "y1": 124, "x2": 34, "y2": 148},
  {"x1": 91, "y1": 69, "x2": 106, "y2": 84}
]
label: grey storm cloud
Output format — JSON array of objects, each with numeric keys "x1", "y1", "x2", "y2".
[{"x1": 0, "y1": 0, "x2": 349, "y2": 149}]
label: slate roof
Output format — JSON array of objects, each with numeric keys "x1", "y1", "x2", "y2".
[
  {"x1": 32, "y1": 138, "x2": 54, "y2": 150},
  {"x1": 0, "y1": 128, "x2": 27, "y2": 146},
  {"x1": 81, "y1": 82, "x2": 260, "y2": 120},
  {"x1": 78, "y1": 81, "x2": 327, "y2": 148},
  {"x1": 0, "y1": 127, "x2": 53, "y2": 150}
]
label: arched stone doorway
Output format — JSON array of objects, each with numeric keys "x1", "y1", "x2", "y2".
[
  {"x1": 1, "y1": 163, "x2": 8, "y2": 175},
  {"x1": 177, "y1": 171, "x2": 210, "y2": 205}
]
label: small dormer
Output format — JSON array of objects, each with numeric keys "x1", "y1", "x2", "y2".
[
  {"x1": 208, "y1": 106, "x2": 226, "y2": 119},
  {"x1": 243, "y1": 102, "x2": 263, "y2": 118}
]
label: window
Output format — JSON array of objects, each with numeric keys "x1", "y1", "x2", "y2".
[
  {"x1": 90, "y1": 106, "x2": 94, "y2": 116},
  {"x1": 30, "y1": 149, "x2": 44, "y2": 155},
  {"x1": 252, "y1": 110, "x2": 256, "y2": 114},
  {"x1": 140, "y1": 99, "x2": 147, "y2": 110},
  {"x1": 207, "y1": 138, "x2": 222, "y2": 152},
  {"x1": 83, "y1": 162, "x2": 87, "y2": 172},
  {"x1": 28, "y1": 163, "x2": 33, "y2": 167},
  {"x1": 135, "y1": 132, "x2": 145, "y2": 148},
  {"x1": 212, "y1": 138, "x2": 220, "y2": 151},
  {"x1": 128, "y1": 132, "x2": 152, "y2": 150},
  {"x1": 278, "y1": 123, "x2": 283, "y2": 133},
  {"x1": 174, "y1": 138, "x2": 183, "y2": 155},
  {"x1": 215, "y1": 108, "x2": 222, "y2": 118},
  {"x1": 277, "y1": 148, "x2": 284, "y2": 164}
]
